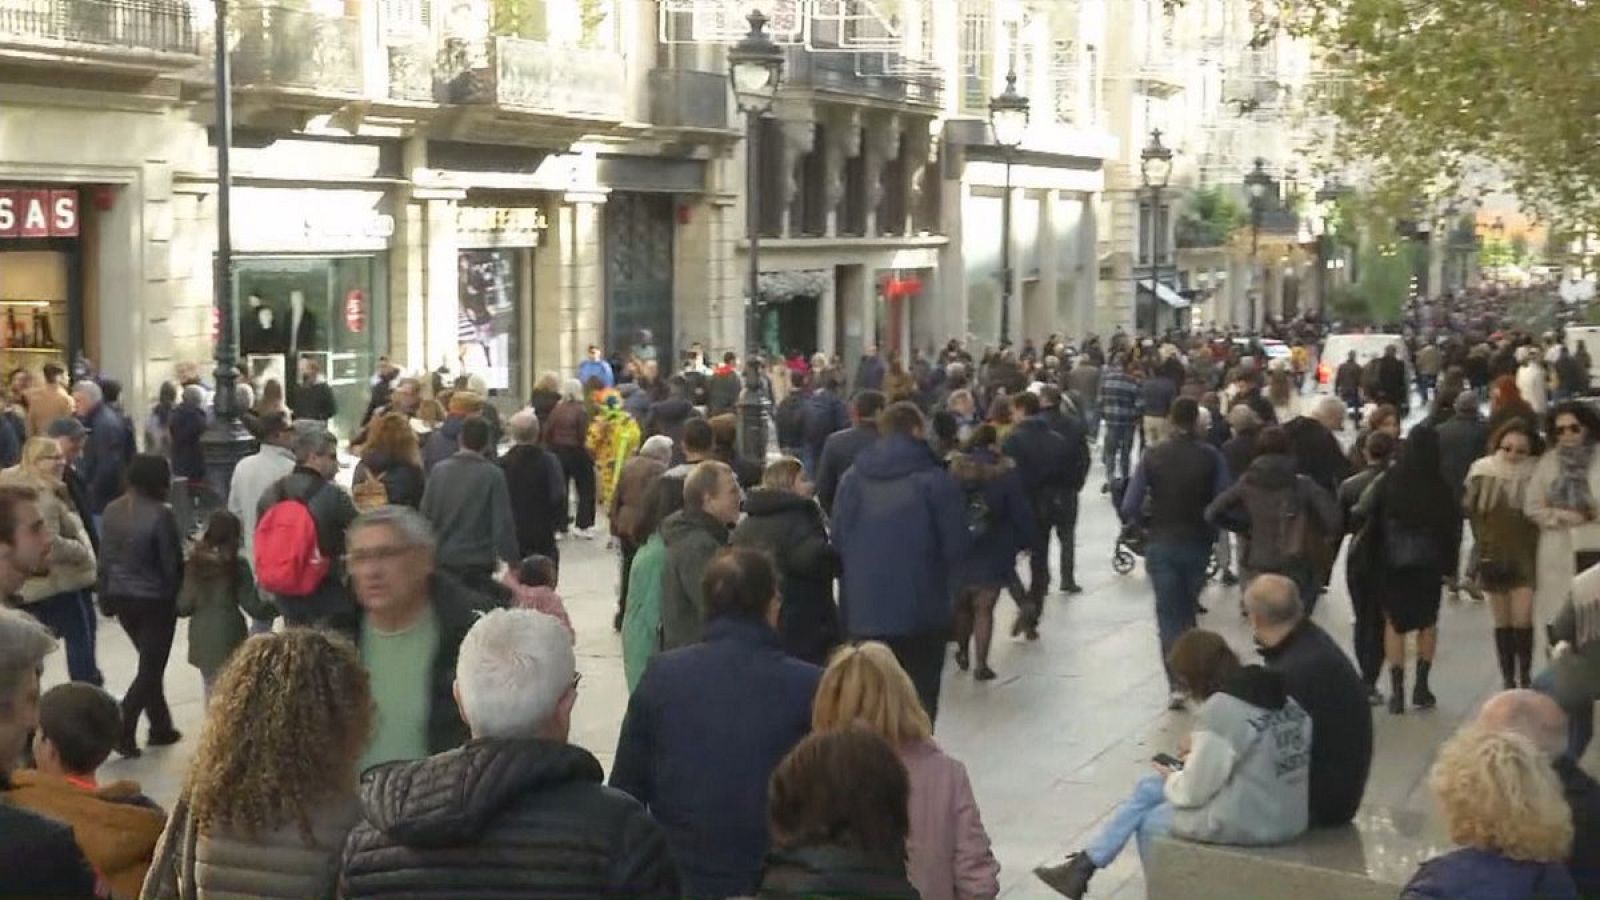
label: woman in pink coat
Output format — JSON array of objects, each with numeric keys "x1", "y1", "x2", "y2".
[{"x1": 812, "y1": 642, "x2": 1000, "y2": 900}]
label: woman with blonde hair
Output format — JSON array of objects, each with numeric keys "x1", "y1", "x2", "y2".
[
  {"x1": 731, "y1": 457, "x2": 840, "y2": 665},
  {"x1": 142, "y1": 628, "x2": 374, "y2": 898},
  {"x1": 811, "y1": 642, "x2": 999, "y2": 900},
  {"x1": 1, "y1": 436, "x2": 97, "y2": 682},
  {"x1": 1401, "y1": 728, "x2": 1576, "y2": 899}
]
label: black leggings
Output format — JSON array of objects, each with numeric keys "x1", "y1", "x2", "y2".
[{"x1": 113, "y1": 600, "x2": 177, "y2": 741}]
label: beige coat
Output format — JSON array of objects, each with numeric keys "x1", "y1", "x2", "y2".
[
  {"x1": 1524, "y1": 448, "x2": 1600, "y2": 626},
  {"x1": 0, "y1": 466, "x2": 95, "y2": 602},
  {"x1": 140, "y1": 794, "x2": 360, "y2": 900}
]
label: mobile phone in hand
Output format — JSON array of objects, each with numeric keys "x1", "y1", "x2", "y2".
[{"x1": 1152, "y1": 752, "x2": 1184, "y2": 770}]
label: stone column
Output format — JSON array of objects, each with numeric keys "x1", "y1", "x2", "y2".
[
  {"x1": 1031, "y1": 190, "x2": 1059, "y2": 341},
  {"x1": 823, "y1": 107, "x2": 861, "y2": 238},
  {"x1": 556, "y1": 193, "x2": 605, "y2": 370},
  {"x1": 778, "y1": 116, "x2": 815, "y2": 239},
  {"x1": 1075, "y1": 193, "x2": 1098, "y2": 342},
  {"x1": 423, "y1": 195, "x2": 460, "y2": 374}
]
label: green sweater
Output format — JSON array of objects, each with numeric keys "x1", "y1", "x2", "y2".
[{"x1": 621, "y1": 534, "x2": 667, "y2": 693}]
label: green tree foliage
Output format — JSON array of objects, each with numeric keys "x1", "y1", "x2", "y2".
[{"x1": 1176, "y1": 186, "x2": 1246, "y2": 248}]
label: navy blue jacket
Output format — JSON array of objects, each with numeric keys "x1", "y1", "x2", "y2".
[
  {"x1": 610, "y1": 617, "x2": 821, "y2": 899},
  {"x1": 80, "y1": 403, "x2": 131, "y2": 514},
  {"x1": 168, "y1": 403, "x2": 208, "y2": 480},
  {"x1": 803, "y1": 390, "x2": 850, "y2": 453},
  {"x1": 815, "y1": 422, "x2": 878, "y2": 513},
  {"x1": 1002, "y1": 416, "x2": 1071, "y2": 496},
  {"x1": 949, "y1": 449, "x2": 1038, "y2": 586},
  {"x1": 1401, "y1": 848, "x2": 1576, "y2": 900},
  {"x1": 832, "y1": 434, "x2": 970, "y2": 637}
]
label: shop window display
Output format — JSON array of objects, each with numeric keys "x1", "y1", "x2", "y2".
[
  {"x1": 457, "y1": 249, "x2": 522, "y2": 396},
  {"x1": 234, "y1": 255, "x2": 386, "y2": 439}
]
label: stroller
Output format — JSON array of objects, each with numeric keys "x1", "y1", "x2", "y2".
[{"x1": 1108, "y1": 475, "x2": 1220, "y2": 580}]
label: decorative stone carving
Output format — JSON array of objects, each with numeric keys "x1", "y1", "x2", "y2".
[
  {"x1": 863, "y1": 112, "x2": 902, "y2": 216},
  {"x1": 822, "y1": 107, "x2": 861, "y2": 213},
  {"x1": 777, "y1": 116, "x2": 816, "y2": 232}
]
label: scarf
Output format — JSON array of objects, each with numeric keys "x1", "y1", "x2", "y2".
[
  {"x1": 1547, "y1": 443, "x2": 1596, "y2": 516},
  {"x1": 1467, "y1": 453, "x2": 1535, "y2": 518}
]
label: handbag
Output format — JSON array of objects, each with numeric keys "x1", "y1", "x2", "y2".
[{"x1": 1383, "y1": 521, "x2": 1439, "y2": 570}]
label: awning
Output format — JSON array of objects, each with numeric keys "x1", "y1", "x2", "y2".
[{"x1": 1138, "y1": 281, "x2": 1191, "y2": 309}]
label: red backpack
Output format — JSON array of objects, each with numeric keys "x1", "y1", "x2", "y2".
[{"x1": 254, "y1": 482, "x2": 329, "y2": 596}]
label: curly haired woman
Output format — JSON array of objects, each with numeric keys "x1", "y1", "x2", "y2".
[
  {"x1": 141, "y1": 629, "x2": 373, "y2": 899},
  {"x1": 1401, "y1": 727, "x2": 1577, "y2": 899}
]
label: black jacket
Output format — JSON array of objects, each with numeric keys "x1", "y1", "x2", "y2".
[
  {"x1": 1125, "y1": 432, "x2": 1225, "y2": 545},
  {"x1": 96, "y1": 492, "x2": 183, "y2": 607},
  {"x1": 1002, "y1": 416, "x2": 1072, "y2": 496},
  {"x1": 342, "y1": 738, "x2": 680, "y2": 899},
  {"x1": 256, "y1": 467, "x2": 359, "y2": 625},
  {"x1": 1259, "y1": 620, "x2": 1373, "y2": 827},
  {"x1": 80, "y1": 402, "x2": 130, "y2": 514},
  {"x1": 62, "y1": 466, "x2": 97, "y2": 552},
  {"x1": 815, "y1": 423, "x2": 877, "y2": 513},
  {"x1": 500, "y1": 443, "x2": 567, "y2": 559},
  {"x1": 1039, "y1": 407, "x2": 1092, "y2": 491},
  {"x1": 167, "y1": 403, "x2": 208, "y2": 480},
  {"x1": 355, "y1": 452, "x2": 425, "y2": 508},
  {"x1": 330, "y1": 571, "x2": 487, "y2": 755},
  {"x1": 1436, "y1": 414, "x2": 1489, "y2": 500},
  {"x1": 707, "y1": 370, "x2": 742, "y2": 415},
  {"x1": 1557, "y1": 755, "x2": 1600, "y2": 896},
  {"x1": 731, "y1": 489, "x2": 840, "y2": 665},
  {"x1": 290, "y1": 380, "x2": 337, "y2": 423},
  {"x1": 1221, "y1": 427, "x2": 1259, "y2": 482},
  {"x1": 757, "y1": 846, "x2": 919, "y2": 899},
  {"x1": 0, "y1": 794, "x2": 97, "y2": 898}
]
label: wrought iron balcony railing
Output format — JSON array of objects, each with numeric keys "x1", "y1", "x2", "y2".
[
  {"x1": 230, "y1": 2, "x2": 362, "y2": 96},
  {"x1": 648, "y1": 68, "x2": 729, "y2": 131},
  {"x1": 785, "y1": 45, "x2": 943, "y2": 109},
  {"x1": 445, "y1": 35, "x2": 625, "y2": 120},
  {"x1": 0, "y1": 0, "x2": 199, "y2": 60}
]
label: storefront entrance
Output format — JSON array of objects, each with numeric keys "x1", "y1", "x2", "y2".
[
  {"x1": 0, "y1": 188, "x2": 85, "y2": 378},
  {"x1": 603, "y1": 193, "x2": 674, "y2": 366}
]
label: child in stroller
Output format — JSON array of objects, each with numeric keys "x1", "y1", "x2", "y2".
[{"x1": 1108, "y1": 475, "x2": 1220, "y2": 583}]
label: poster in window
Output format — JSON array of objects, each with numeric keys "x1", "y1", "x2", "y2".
[{"x1": 457, "y1": 249, "x2": 519, "y2": 391}]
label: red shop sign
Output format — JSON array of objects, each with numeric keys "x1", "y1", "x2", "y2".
[
  {"x1": 0, "y1": 189, "x2": 78, "y2": 238},
  {"x1": 344, "y1": 288, "x2": 365, "y2": 333}
]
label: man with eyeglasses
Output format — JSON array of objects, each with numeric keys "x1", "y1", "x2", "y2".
[{"x1": 336, "y1": 506, "x2": 484, "y2": 772}]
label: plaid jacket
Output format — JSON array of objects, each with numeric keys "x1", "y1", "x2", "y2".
[{"x1": 1099, "y1": 367, "x2": 1143, "y2": 427}]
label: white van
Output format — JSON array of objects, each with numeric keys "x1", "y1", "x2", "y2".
[{"x1": 1314, "y1": 333, "x2": 1408, "y2": 392}]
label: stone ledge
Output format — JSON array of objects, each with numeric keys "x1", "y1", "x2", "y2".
[{"x1": 1146, "y1": 814, "x2": 1448, "y2": 900}]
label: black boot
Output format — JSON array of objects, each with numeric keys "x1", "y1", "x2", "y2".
[
  {"x1": 1413, "y1": 659, "x2": 1437, "y2": 709},
  {"x1": 1388, "y1": 667, "x2": 1405, "y2": 715},
  {"x1": 1493, "y1": 627, "x2": 1516, "y2": 689},
  {"x1": 1035, "y1": 852, "x2": 1096, "y2": 899},
  {"x1": 1513, "y1": 627, "x2": 1535, "y2": 688}
]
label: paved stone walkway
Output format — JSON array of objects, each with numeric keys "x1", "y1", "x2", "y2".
[{"x1": 57, "y1": 471, "x2": 1598, "y2": 898}]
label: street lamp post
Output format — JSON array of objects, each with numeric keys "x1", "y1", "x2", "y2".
[
  {"x1": 200, "y1": 0, "x2": 257, "y2": 500},
  {"x1": 989, "y1": 71, "x2": 1028, "y2": 347},
  {"x1": 728, "y1": 10, "x2": 784, "y2": 359},
  {"x1": 728, "y1": 10, "x2": 784, "y2": 463},
  {"x1": 1244, "y1": 158, "x2": 1274, "y2": 330},
  {"x1": 1315, "y1": 177, "x2": 1346, "y2": 312},
  {"x1": 1140, "y1": 129, "x2": 1173, "y2": 333}
]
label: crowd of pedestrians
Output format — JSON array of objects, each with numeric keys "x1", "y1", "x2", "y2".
[{"x1": 1, "y1": 290, "x2": 1599, "y2": 899}]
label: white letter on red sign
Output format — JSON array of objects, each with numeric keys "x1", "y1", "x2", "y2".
[{"x1": 50, "y1": 191, "x2": 77, "y2": 237}]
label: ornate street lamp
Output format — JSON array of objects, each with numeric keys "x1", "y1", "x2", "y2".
[
  {"x1": 1140, "y1": 129, "x2": 1173, "y2": 331},
  {"x1": 727, "y1": 9, "x2": 784, "y2": 460},
  {"x1": 1244, "y1": 158, "x2": 1275, "y2": 329},
  {"x1": 1315, "y1": 177, "x2": 1351, "y2": 308},
  {"x1": 989, "y1": 71, "x2": 1028, "y2": 346},
  {"x1": 728, "y1": 9, "x2": 784, "y2": 358},
  {"x1": 200, "y1": 0, "x2": 257, "y2": 500}
]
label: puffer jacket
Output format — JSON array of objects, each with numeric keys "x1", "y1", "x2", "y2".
[
  {"x1": 1401, "y1": 847, "x2": 1577, "y2": 900},
  {"x1": 757, "y1": 846, "x2": 919, "y2": 899},
  {"x1": 1205, "y1": 453, "x2": 1340, "y2": 573},
  {"x1": 341, "y1": 739, "x2": 678, "y2": 898},
  {"x1": 0, "y1": 468, "x2": 95, "y2": 603},
  {"x1": 141, "y1": 794, "x2": 360, "y2": 899},
  {"x1": 731, "y1": 488, "x2": 840, "y2": 665}
]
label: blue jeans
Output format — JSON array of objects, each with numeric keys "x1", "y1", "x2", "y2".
[
  {"x1": 1085, "y1": 774, "x2": 1175, "y2": 868},
  {"x1": 1104, "y1": 423, "x2": 1136, "y2": 482},
  {"x1": 1534, "y1": 666, "x2": 1594, "y2": 761},
  {"x1": 28, "y1": 590, "x2": 100, "y2": 684},
  {"x1": 1146, "y1": 540, "x2": 1210, "y2": 689}
]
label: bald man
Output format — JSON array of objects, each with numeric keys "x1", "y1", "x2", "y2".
[
  {"x1": 1477, "y1": 690, "x2": 1600, "y2": 895},
  {"x1": 1246, "y1": 574, "x2": 1372, "y2": 827}
]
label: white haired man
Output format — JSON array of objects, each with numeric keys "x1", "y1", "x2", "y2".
[{"x1": 340, "y1": 608, "x2": 679, "y2": 897}]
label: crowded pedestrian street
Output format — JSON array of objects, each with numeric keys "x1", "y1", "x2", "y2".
[{"x1": 57, "y1": 464, "x2": 1573, "y2": 898}]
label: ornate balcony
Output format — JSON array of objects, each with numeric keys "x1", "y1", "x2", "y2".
[
  {"x1": 230, "y1": 2, "x2": 363, "y2": 98},
  {"x1": 648, "y1": 68, "x2": 729, "y2": 131},
  {"x1": 445, "y1": 36, "x2": 624, "y2": 121},
  {"x1": 784, "y1": 46, "x2": 942, "y2": 110},
  {"x1": 0, "y1": 0, "x2": 200, "y2": 72}
]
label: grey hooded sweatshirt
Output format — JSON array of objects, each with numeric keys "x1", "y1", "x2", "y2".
[{"x1": 1166, "y1": 665, "x2": 1312, "y2": 846}]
